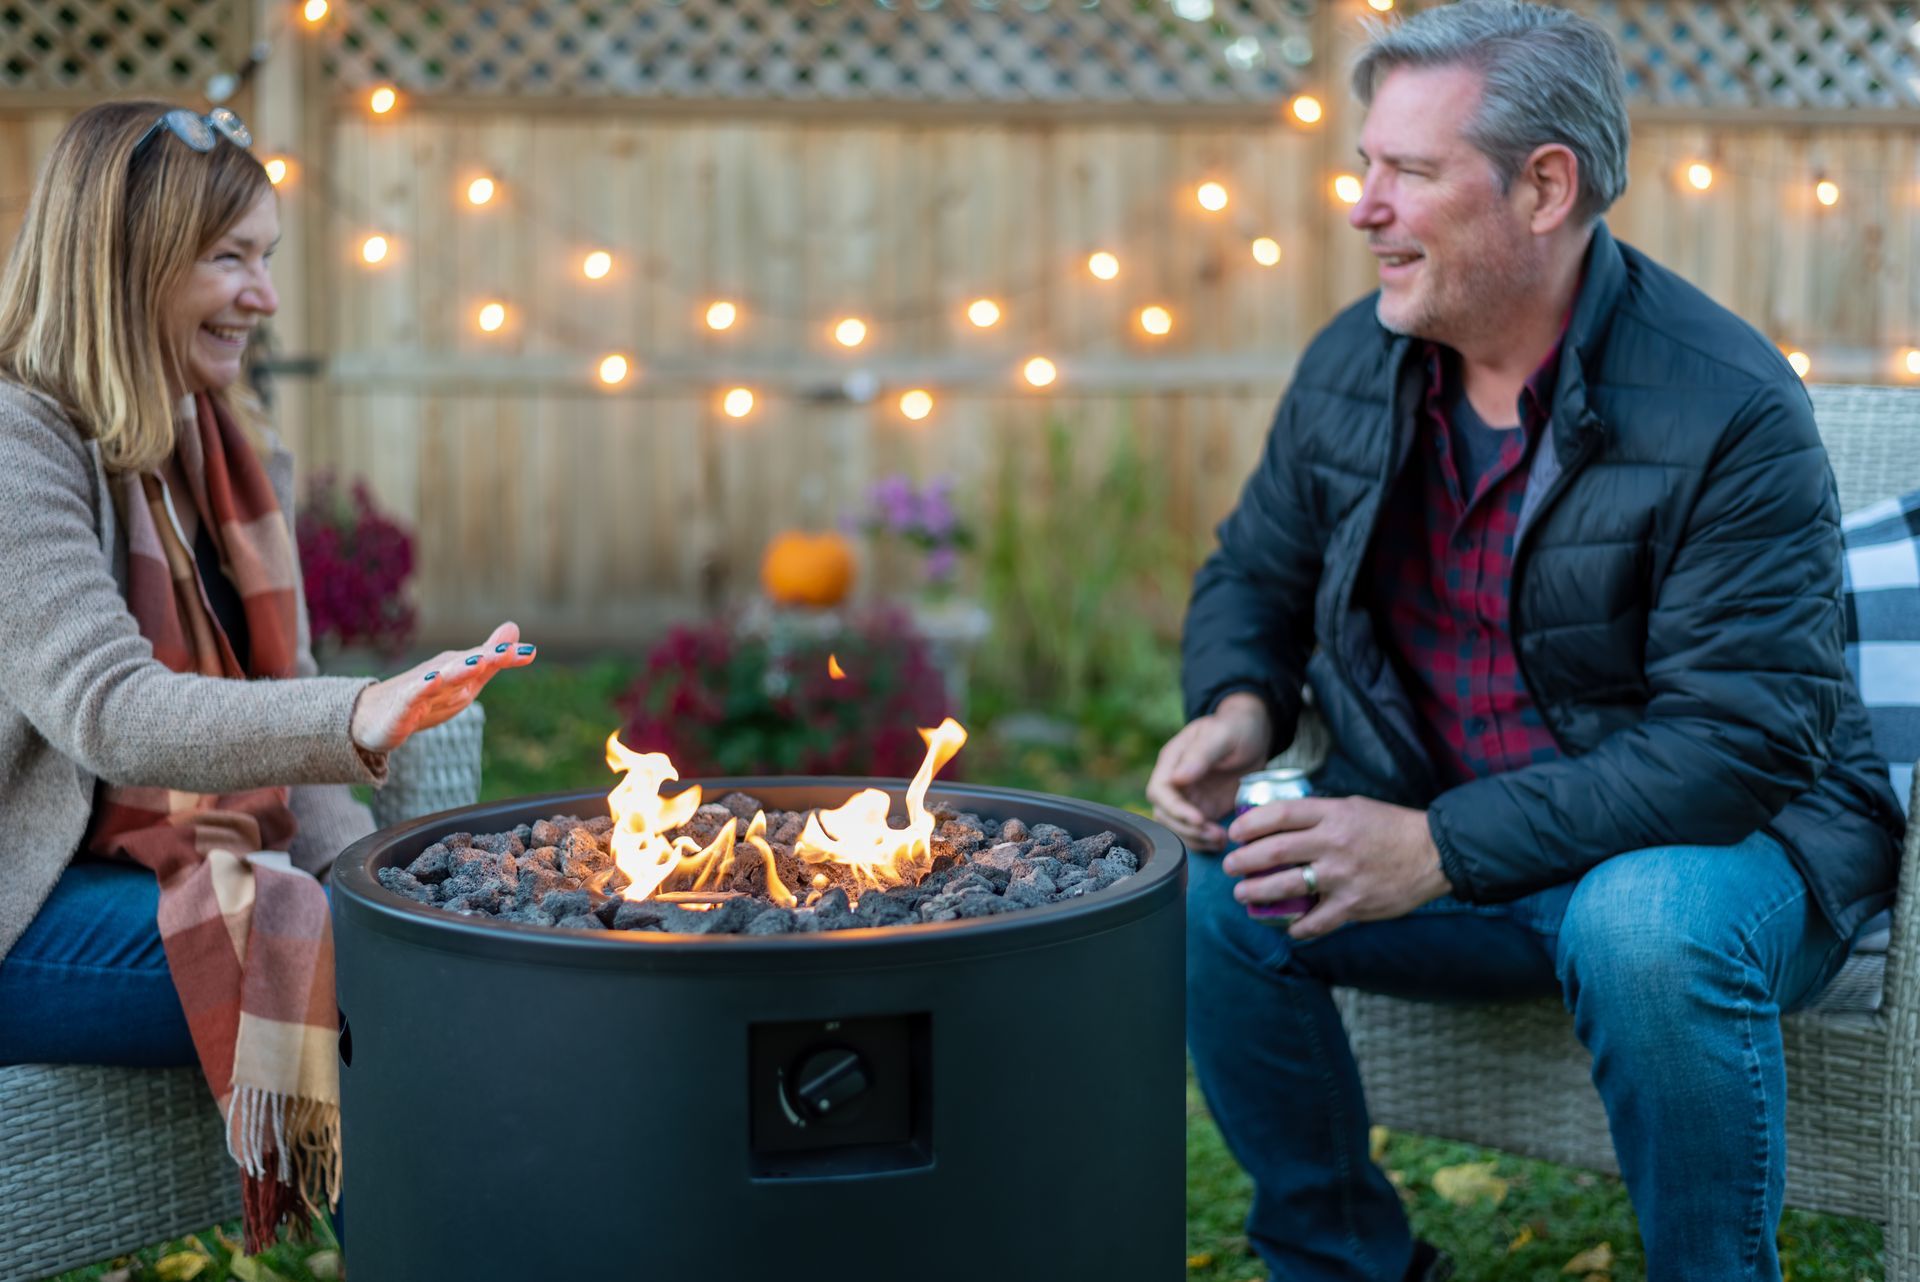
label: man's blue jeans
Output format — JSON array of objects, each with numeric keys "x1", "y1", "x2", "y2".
[{"x1": 1186, "y1": 832, "x2": 1852, "y2": 1282}]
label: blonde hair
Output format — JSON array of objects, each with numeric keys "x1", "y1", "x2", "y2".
[{"x1": 0, "y1": 100, "x2": 272, "y2": 473}]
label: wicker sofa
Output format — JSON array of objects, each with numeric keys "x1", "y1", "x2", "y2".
[
  {"x1": 0, "y1": 702, "x2": 485, "y2": 1282},
  {"x1": 1277, "y1": 384, "x2": 1920, "y2": 1278}
]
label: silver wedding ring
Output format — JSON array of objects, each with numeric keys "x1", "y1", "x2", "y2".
[{"x1": 1300, "y1": 863, "x2": 1319, "y2": 896}]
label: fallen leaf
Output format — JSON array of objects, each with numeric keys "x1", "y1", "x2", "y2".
[
  {"x1": 1186, "y1": 1252, "x2": 1215, "y2": 1269},
  {"x1": 1563, "y1": 1242, "x2": 1615, "y2": 1273},
  {"x1": 153, "y1": 1252, "x2": 210, "y2": 1282},
  {"x1": 229, "y1": 1256, "x2": 293, "y2": 1282},
  {"x1": 1370, "y1": 1125, "x2": 1390, "y2": 1163},
  {"x1": 214, "y1": 1226, "x2": 244, "y2": 1256},
  {"x1": 1431, "y1": 1160, "x2": 1509, "y2": 1207},
  {"x1": 307, "y1": 1248, "x2": 343, "y2": 1279},
  {"x1": 97, "y1": 1270, "x2": 133, "y2": 1282},
  {"x1": 1507, "y1": 1225, "x2": 1536, "y2": 1254}
]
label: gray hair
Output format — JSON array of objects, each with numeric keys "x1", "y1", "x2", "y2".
[{"x1": 1351, "y1": 0, "x2": 1630, "y2": 224}]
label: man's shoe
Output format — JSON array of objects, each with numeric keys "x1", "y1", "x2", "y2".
[{"x1": 1404, "y1": 1240, "x2": 1456, "y2": 1282}]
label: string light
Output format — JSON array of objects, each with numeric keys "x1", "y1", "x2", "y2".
[
  {"x1": 900, "y1": 389, "x2": 934, "y2": 421},
  {"x1": 301, "y1": 0, "x2": 328, "y2": 24},
  {"x1": 582, "y1": 250, "x2": 613, "y2": 281},
  {"x1": 1333, "y1": 174, "x2": 1363, "y2": 204},
  {"x1": 722, "y1": 388, "x2": 755, "y2": 418},
  {"x1": 466, "y1": 176, "x2": 496, "y2": 206},
  {"x1": 262, "y1": 156, "x2": 290, "y2": 187},
  {"x1": 1367, "y1": 0, "x2": 1394, "y2": 9},
  {"x1": 1088, "y1": 251, "x2": 1120, "y2": 281},
  {"x1": 359, "y1": 234, "x2": 389, "y2": 266},
  {"x1": 1786, "y1": 350, "x2": 1812, "y2": 378},
  {"x1": 1139, "y1": 305, "x2": 1173, "y2": 337},
  {"x1": 1251, "y1": 237, "x2": 1282, "y2": 267},
  {"x1": 369, "y1": 86, "x2": 398, "y2": 116},
  {"x1": 476, "y1": 302, "x2": 507, "y2": 333},
  {"x1": 597, "y1": 354, "x2": 631, "y2": 386},
  {"x1": 1289, "y1": 95, "x2": 1323, "y2": 125},
  {"x1": 1196, "y1": 181, "x2": 1229, "y2": 212},
  {"x1": 1815, "y1": 179, "x2": 1840, "y2": 207},
  {"x1": 1904, "y1": 349, "x2": 1920, "y2": 377},
  {"x1": 834, "y1": 317, "x2": 868, "y2": 348},
  {"x1": 967, "y1": 298, "x2": 1002, "y2": 327},
  {"x1": 1023, "y1": 357, "x2": 1057, "y2": 388},
  {"x1": 1685, "y1": 163, "x2": 1713, "y2": 191},
  {"x1": 705, "y1": 300, "x2": 738, "y2": 330}
]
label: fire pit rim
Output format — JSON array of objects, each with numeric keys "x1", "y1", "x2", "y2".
[{"x1": 332, "y1": 777, "x2": 1186, "y2": 969}]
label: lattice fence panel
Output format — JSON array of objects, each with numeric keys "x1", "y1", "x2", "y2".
[
  {"x1": 1598, "y1": 1, "x2": 1920, "y2": 109},
  {"x1": 316, "y1": 0, "x2": 1318, "y2": 104},
  {"x1": 0, "y1": 0, "x2": 253, "y2": 95}
]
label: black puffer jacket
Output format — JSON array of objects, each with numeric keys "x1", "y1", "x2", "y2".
[{"x1": 1182, "y1": 222, "x2": 1904, "y2": 939}]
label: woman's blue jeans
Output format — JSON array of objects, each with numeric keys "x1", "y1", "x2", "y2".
[
  {"x1": 1186, "y1": 831, "x2": 1852, "y2": 1282},
  {"x1": 0, "y1": 858, "x2": 197, "y2": 1066}
]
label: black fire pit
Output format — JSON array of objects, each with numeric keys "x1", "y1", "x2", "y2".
[{"x1": 330, "y1": 779, "x2": 1186, "y2": 1282}]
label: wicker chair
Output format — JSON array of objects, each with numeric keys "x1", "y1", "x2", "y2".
[
  {"x1": 0, "y1": 701, "x2": 486, "y2": 1282},
  {"x1": 1276, "y1": 384, "x2": 1920, "y2": 1277}
]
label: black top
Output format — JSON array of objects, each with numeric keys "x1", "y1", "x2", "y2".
[{"x1": 193, "y1": 519, "x2": 251, "y2": 672}]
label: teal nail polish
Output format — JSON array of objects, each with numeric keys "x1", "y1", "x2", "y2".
[
  {"x1": 464, "y1": 655, "x2": 480, "y2": 666},
  {"x1": 423, "y1": 672, "x2": 438, "y2": 681},
  {"x1": 494, "y1": 643, "x2": 509, "y2": 653},
  {"x1": 516, "y1": 644, "x2": 536, "y2": 655}
]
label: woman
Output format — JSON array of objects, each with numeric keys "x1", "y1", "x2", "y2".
[{"x1": 0, "y1": 100, "x2": 530, "y2": 1246}]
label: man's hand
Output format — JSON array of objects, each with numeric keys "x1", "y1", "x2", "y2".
[
  {"x1": 1146, "y1": 693, "x2": 1272, "y2": 851},
  {"x1": 1223, "y1": 795, "x2": 1452, "y2": 939}
]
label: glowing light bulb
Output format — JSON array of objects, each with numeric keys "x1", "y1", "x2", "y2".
[
  {"x1": 705, "y1": 300, "x2": 737, "y2": 330},
  {"x1": 1139, "y1": 305, "x2": 1173, "y2": 337},
  {"x1": 1023, "y1": 357, "x2": 1057, "y2": 388},
  {"x1": 1787, "y1": 350, "x2": 1812, "y2": 379},
  {"x1": 723, "y1": 388, "x2": 755, "y2": 418},
  {"x1": 466, "y1": 177, "x2": 496, "y2": 206},
  {"x1": 1367, "y1": 0, "x2": 1394, "y2": 10},
  {"x1": 598, "y1": 354, "x2": 630, "y2": 386},
  {"x1": 1290, "y1": 95, "x2": 1323, "y2": 125},
  {"x1": 967, "y1": 298, "x2": 1002, "y2": 328},
  {"x1": 581, "y1": 250, "x2": 613, "y2": 281},
  {"x1": 1197, "y1": 181, "x2": 1229, "y2": 212},
  {"x1": 1816, "y1": 180, "x2": 1840, "y2": 207},
  {"x1": 359, "y1": 234, "x2": 389, "y2": 265},
  {"x1": 302, "y1": 0, "x2": 329, "y2": 23},
  {"x1": 1088, "y1": 251, "x2": 1120, "y2": 281},
  {"x1": 1903, "y1": 348, "x2": 1920, "y2": 377},
  {"x1": 900, "y1": 389, "x2": 934, "y2": 421},
  {"x1": 476, "y1": 302, "x2": 506, "y2": 333},
  {"x1": 834, "y1": 317, "x2": 868, "y2": 348},
  {"x1": 263, "y1": 156, "x2": 290, "y2": 186},
  {"x1": 1251, "y1": 237, "x2": 1282, "y2": 267},
  {"x1": 1686, "y1": 163, "x2": 1713, "y2": 191},
  {"x1": 369, "y1": 86, "x2": 398, "y2": 116},
  {"x1": 1333, "y1": 173, "x2": 1363, "y2": 204}
]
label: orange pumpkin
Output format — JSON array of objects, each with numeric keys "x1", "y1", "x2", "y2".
[{"x1": 760, "y1": 530, "x2": 856, "y2": 607}]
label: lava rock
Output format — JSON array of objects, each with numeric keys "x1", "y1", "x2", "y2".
[
  {"x1": 745, "y1": 908, "x2": 796, "y2": 935},
  {"x1": 558, "y1": 828, "x2": 609, "y2": 877},
  {"x1": 585, "y1": 815, "x2": 614, "y2": 838},
  {"x1": 554, "y1": 913, "x2": 605, "y2": 931},
  {"x1": 1103, "y1": 846, "x2": 1140, "y2": 874},
  {"x1": 611, "y1": 901, "x2": 666, "y2": 931},
  {"x1": 699, "y1": 897, "x2": 764, "y2": 935},
  {"x1": 855, "y1": 892, "x2": 915, "y2": 927},
  {"x1": 405, "y1": 844, "x2": 453, "y2": 884},
  {"x1": 809, "y1": 887, "x2": 858, "y2": 932},
  {"x1": 518, "y1": 846, "x2": 559, "y2": 872},
  {"x1": 771, "y1": 812, "x2": 805, "y2": 845},
  {"x1": 530, "y1": 819, "x2": 565, "y2": 848},
  {"x1": 1089, "y1": 856, "x2": 1133, "y2": 890},
  {"x1": 1011, "y1": 855, "x2": 1065, "y2": 883},
  {"x1": 1004, "y1": 868, "x2": 1058, "y2": 908},
  {"x1": 998, "y1": 817, "x2": 1031, "y2": 844},
  {"x1": 682, "y1": 804, "x2": 736, "y2": 847},
  {"x1": 510, "y1": 823, "x2": 534, "y2": 846},
  {"x1": 375, "y1": 867, "x2": 431, "y2": 902},
  {"x1": 472, "y1": 830, "x2": 525, "y2": 859},
  {"x1": 974, "y1": 842, "x2": 1027, "y2": 873},
  {"x1": 1067, "y1": 832, "x2": 1117, "y2": 867},
  {"x1": 934, "y1": 819, "x2": 986, "y2": 855},
  {"x1": 717, "y1": 791, "x2": 763, "y2": 821},
  {"x1": 538, "y1": 888, "x2": 593, "y2": 922},
  {"x1": 513, "y1": 866, "x2": 564, "y2": 908},
  {"x1": 440, "y1": 832, "x2": 476, "y2": 851},
  {"x1": 1030, "y1": 823, "x2": 1072, "y2": 844}
]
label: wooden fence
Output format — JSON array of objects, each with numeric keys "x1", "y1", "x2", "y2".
[{"x1": 3, "y1": 1, "x2": 1918, "y2": 644}]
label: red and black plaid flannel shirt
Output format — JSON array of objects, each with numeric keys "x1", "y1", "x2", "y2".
[{"x1": 1366, "y1": 342, "x2": 1566, "y2": 787}]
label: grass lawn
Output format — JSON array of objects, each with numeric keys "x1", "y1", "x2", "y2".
[{"x1": 45, "y1": 661, "x2": 1885, "y2": 1281}]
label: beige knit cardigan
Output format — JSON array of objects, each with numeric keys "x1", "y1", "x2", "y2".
[{"x1": 0, "y1": 381, "x2": 385, "y2": 965}]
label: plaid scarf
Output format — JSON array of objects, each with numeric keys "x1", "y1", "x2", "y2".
[{"x1": 86, "y1": 392, "x2": 339, "y2": 1251}]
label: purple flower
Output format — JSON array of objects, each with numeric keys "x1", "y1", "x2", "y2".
[{"x1": 924, "y1": 547, "x2": 958, "y2": 583}]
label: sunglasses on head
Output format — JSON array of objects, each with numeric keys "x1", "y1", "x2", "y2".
[{"x1": 131, "y1": 107, "x2": 252, "y2": 161}]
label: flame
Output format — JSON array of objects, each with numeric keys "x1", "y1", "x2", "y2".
[
  {"x1": 602, "y1": 717, "x2": 966, "y2": 911},
  {"x1": 795, "y1": 718, "x2": 967, "y2": 893},
  {"x1": 828, "y1": 654, "x2": 846, "y2": 679}
]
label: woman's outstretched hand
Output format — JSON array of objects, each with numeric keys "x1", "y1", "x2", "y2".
[{"x1": 349, "y1": 621, "x2": 536, "y2": 754}]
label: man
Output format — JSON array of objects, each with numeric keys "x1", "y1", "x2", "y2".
[{"x1": 1149, "y1": 3, "x2": 1906, "y2": 1280}]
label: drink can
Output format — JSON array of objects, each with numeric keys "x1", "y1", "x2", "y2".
[{"x1": 1232, "y1": 768, "x2": 1316, "y2": 926}]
